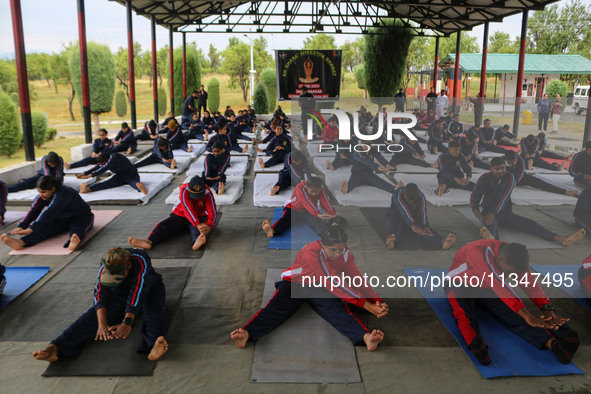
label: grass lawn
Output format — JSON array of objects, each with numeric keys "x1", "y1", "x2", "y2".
[{"x1": 0, "y1": 136, "x2": 85, "y2": 168}]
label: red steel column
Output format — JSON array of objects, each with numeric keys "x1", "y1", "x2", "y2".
[
  {"x1": 512, "y1": 11, "x2": 528, "y2": 137},
  {"x1": 433, "y1": 36, "x2": 440, "y2": 89},
  {"x1": 583, "y1": 78, "x2": 591, "y2": 146},
  {"x1": 479, "y1": 22, "x2": 489, "y2": 110},
  {"x1": 169, "y1": 25, "x2": 174, "y2": 115},
  {"x1": 77, "y1": 0, "x2": 92, "y2": 141},
  {"x1": 452, "y1": 32, "x2": 461, "y2": 115},
  {"x1": 126, "y1": 0, "x2": 136, "y2": 129},
  {"x1": 182, "y1": 32, "x2": 187, "y2": 100},
  {"x1": 151, "y1": 15, "x2": 158, "y2": 123}
]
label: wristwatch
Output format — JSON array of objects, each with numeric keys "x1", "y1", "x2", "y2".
[
  {"x1": 123, "y1": 317, "x2": 134, "y2": 326},
  {"x1": 540, "y1": 304, "x2": 555, "y2": 312}
]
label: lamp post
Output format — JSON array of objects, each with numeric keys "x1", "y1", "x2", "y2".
[{"x1": 244, "y1": 34, "x2": 256, "y2": 105}]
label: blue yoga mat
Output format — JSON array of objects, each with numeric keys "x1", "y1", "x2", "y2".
[
  {"x1": 267, "y1": 208, "x2": 320, "y2": 250},
  {"x1": 531, "y1": 265, "x2": 591, "y2": 312},
  {"x1": 405, "y1": 267, "x2": 584, "y2": 378},
  {"x1": 0, "y1": 266, "x2": 50, "y2": 310}
]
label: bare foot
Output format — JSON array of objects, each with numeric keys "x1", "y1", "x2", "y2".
[
  {"x1": 433, "y1": 147, "x2": 438, "y2": 154},
  {"x1": 429, "y1": 162, "x2": 438, "y2": 168},
  {"x1": 259, "y1": 158, "x2": 267, "y2": 169},
  {"x1": 269, "y1": 185, "x2": 280, "y2": 196},
  {"x1": 442, "y1": 233, "x2": 456, "y2": 250},
  {"x1": 218, "y1": 182, "x2": 225, "y2": 196},
  {"x1": 188, "y1": 146, "x2": 193, "y2": 153},
  {"x1": 326, "y1": 160, "x2": 334, "y2": 171},
  {"x1": 566, "y1": 153, "x2": 574, "y2": 161},
  {"x1": 148, "y1": 336, "x2": 168, "y2": 361},
  {"x1": 565, "y1": 189, "x2": 578, "y2": 197},
  {"x1": 192, "y1": 234, "x2": 207, "y2": 250},
  {"x1": 436, "y1": 184, "x2": 446, "y2": 197},
  {"x1": 395, "y1": 180, "x2": 404, "y2": 189},
  {"x1": 231, "y1": 328, "x2": 249, "y2": 348},
  {"x1": 242, "y1": 145, "x2": 248, "y2": 153},
  {"x1": 128, "y1": 236, "x2": 153, "y2": 249},
  {"x1": 262, "y1": 220, "x2": 274, "y2": 238},
  {"x1": 32, "y1": 344, "x2": 59, "y2": 363},
  {"x1": 363, "y1": 329, "x2": 384, "y2": 352},
  {"x1": 170, "y1": 159, "x2": 177, "y2": 170},
  {"x1": 480, "y1": 227, "x2": 494, "y2": 240},
  {"x1": 561, "y1": 229, "x2": 586, "y2": 246},
  {"x1": 136, "y1": 182, "x2": 148, "y2": 194},
  {"x1": 386, "y1": 234, "x2": 395, "y2": 250},
  {"x1": 68, "y1": 233, "x2": 81, "y2": 252},
  {"x1": 64, "y1": 162, "x2": 71, "y2": 170},
  {"x1": 341, "y1": 181, "x2": 348, "y2": 195},
  {"x1": 559, "y1": 161, "x2": 566, "y2": 171},
  {"x1": 1, "y1": 233, "x2": 25, "y2": 250},
  {"x1": 79, "y1": 182, "x2": 90, "y2": 194},
  {"x1": 127, "y1": 148, "x2": 132, "y2": 155}
]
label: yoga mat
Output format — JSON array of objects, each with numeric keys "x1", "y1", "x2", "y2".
[
  {"x1": 136, "y1": 156, "x2": 192, "y2": 175},
  {"x1": 306, "y1": 141, "x2": 335, "y2": 157},
  {"x1": 253, "y1": 152, "x2": 284, "y2": 173},
  {"x1": 530, "y1": 265, "x2": 591, "y2": 311},
  {"x1": 9, "y1": 210, "x2": 122, "y2": 255},
  {"x1": 165, "y1": 176, "x2": 244, "y2": 206},
  {"x1": 404, "y1": 267, "x2": 584, "y2": 378},
  {"x1": 536, "y1": 206, "x2": 576, "y2": 226},
  {"x1": 250, "y1": 268, "x2": 361, "y2": 383},
  {"x1": 534, "y1": 174, "x2": 583, "y2": 192},
  {"x1": 0, "y1": 266, "x2": 50, "y2": 310},
  {"x1": 42, "y1": 266, "x2": 191, "y2": 377},
  {"x1": 186, "y1": 155, "x2": 249, "y2": 177},
  {"x1": 142, "y1": 212, "x2": 222, "y2": 259},
  {"x1": 324, "y1": 172, "x2": 394, "y2": 208},
  {"x1": 172, "y1": 143, "x2": 205, "y2": 158},
  {"x1": 64, "y1": 157, "x2": 138, "y2": 174},
  {"x1": 253, "y1": 174, "x2": 293, "y2": 207},
  {"x1": 312, "y1": 156, "x2": 351, "y2": 177},
  {"x1": 454, "y1": 206, "x2": 562, "y2": 250},
  {"x1": 359, "y1": 208, "x2": 441, "y2": 250},
  {"x1": 79, "y1": 173, "x2": 173, "y2": 206},
  {"x1": 0, "y1": 211, "x2": 26, "y2": 230},
  {"x1": 394, "y1": 173, "x2": 483, "y2": 207},
  {"x1": 267, "y1": 208, "x2": 320, "y2": 250},
  {"x1": 512, "y1": 186, "x2": 577, "y2": 206}
]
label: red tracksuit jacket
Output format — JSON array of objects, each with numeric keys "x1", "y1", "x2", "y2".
[
  {"x1": 286, "y1": 181, "x2": 336, "y2": 216},
  {"x1": 173, "y1": 183, "x2": 218, "y2": 228}
]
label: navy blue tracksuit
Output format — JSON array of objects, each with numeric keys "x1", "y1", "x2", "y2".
[
  {"x1": 570, "y1": 151, "x2": 591, "y2": 188},
  {"x1": 135, "y1": 121, "x2": 161, "y2": 141},
  {"x1": 477, "y1": 127, "x2": 507, "y2": 153},
  {"x1": 0, "y1": 180, "x2": 7, "y2": 220},
  {"x1": 264, "y1": 134, "x2": 292, "y2": 167},
  {"x1": 134, "y1": 139, "x2": 175, "y2": 169},
  {"x1": 85, "y1": 153, "x2": 141, "y2": 192},
  {"x1": 538, "y1": 137, "x2": 566, "y2": 159},
  {"x1": 470, "y1": 172, "x2": 556, "y2": 241},
  {"x1": 330, "y1": 139, "x2": 353, "y2": 169},
  {"x1": 347, "y1": 149, "x2": 394, "y2": 193},
  {"x1": 187, "y1": 119, "x2": 206, "y2": 140},
  {"x1": 275, "y1": 153, "x2": 311, "y2": 192},
  {"x1": 51, "y1": 249, "x2": 165, "y2": 358},
  {"x1": 113, "y1": 129, "x2": 137, "y2": 153},
  {"x1": 8, "y1": 155, "x2": 65, "y2": 192},
  {"x1": 460, "y1": 137, "x2": 489, "y2": 170},
  {"x1": 206, "y1": 134, "x2": 231, "y2": 157},
  {"x1": 228, "y1": 120, "x2": 252, "y2": 141},
  {"x1": 427, "y1": 124, "x2": 448, "y2": 154},
  {"x1": 203, "y1": 154, "x2": 230, "y2": 192},
  {"x1": 437, "y1": 153, "x2": 474, "y2": 192},
  {"x1": 574, "y1": 183, "x2": 591, "y2": 232},
  {"x1": 18, "y1": 185, "x2": 94, "y2": 247},
  {"x1": 389, "y1": 137, "x2": 431, "y2": 168},
  {"x1": 447, "y1": 121, "x2": 463, "y2": 140},
  {"x1": 69, "y1": 138, "x2": 115, "y2": 169},
  {"x1": 521, "y1": 138, "x2": 558, "y2": 171},
  {"x1": 386, "y1": 187, "x2": 442, "y2": 248},
  {"x1": 508, "y1": 155, "x2": 567, "y2": 195},
  {"x1": 166, "y1": 128, "x2": 190, "y2": 152}
]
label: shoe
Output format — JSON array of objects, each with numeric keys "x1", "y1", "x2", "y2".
[
  {"x1": 550, "y1": 130, "x2": 557, "y2": 134},
  {"x1": 469, "y1": 335, "x2": 491, "y2": 366}
]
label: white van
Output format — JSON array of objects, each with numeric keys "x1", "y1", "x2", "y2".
[{"x1": 573, "y1": 85, "x2": 589, "y2": 115}]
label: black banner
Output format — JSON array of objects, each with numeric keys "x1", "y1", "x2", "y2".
[{"x1": 275, "y1": 50, "x2": 342, "y2": 101}]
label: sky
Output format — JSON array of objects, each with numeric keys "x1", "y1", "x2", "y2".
[{"x1": 0, "y1": 0, "x2": 582, "y2": 59}]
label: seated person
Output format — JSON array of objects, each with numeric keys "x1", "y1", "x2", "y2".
[
  {"x1": 201, "y1": 111, "x2": 217, "y2": 133},
  {"x1": 166, "y1": 120, "x2": 192, "y2": 153},
  {"x1": 8, "y1": 151, "x2": 64, "y2": 193},
  {"x1": 186, "y1": 113, "x2": 208, "y2": 141},
  {"x1": 215, "y1": 120, "x2": 248, "y2": 154},
  {"x1": 495, "y1": 124, "x2": 520, "y2": 146},
  {"x1": 389, "y1": 136, "x2": 436, "y2": 168},
  {"x1": 113, "y1": 122, "x2": 137, "y2": 154},
  {"x1": 446, "y1": 240, "x2": 580, "y2": 366},
  {"x1": 341, "y1": 145, "x2": 396, "y2": 195},
  {"x1": 521, "y1": 134, "x2": 565, "y2": 171},
  {"x1": 203, "y1": 142, "x2": 230, "y2": 195},
  {"x1": 447, "y1": 114, "x2": 464, "y2": 141},
  {"x1": 66, "y1": 129, "x2": 114, "y2": 169},
  {"x1": 427, "y1": 119, "x2": 449, "y2": 154},
  {"x1": 77, "y1": 152, "x2": 147, "y2": 195},
  {"x1": 129, "y1": 176, "x2": 216, "y2": 251},
  {"x1": 247, "y1": 108, "x2": 258, "y2": 128},
  {"x1": 135, "y1": 120, "x2": 160, "y2": 142},
  {"x1": 477, "y1": 119, "x2": 508, "y2": 154},
  {"x1": 416, "y1": 109, "x2": 436, "y2": 130},
  {"x1": 231, "y1": 227, "x2": 388, "y2": 352},
  {"x1": 0, "y1": 180, "x2": 6, "y2": 226},
  {"x1": 386, "y1": 182, "x2": 456, "y2": 250},
  {"x1": 161, "y1": 111, "x2": 179, "y2": 131},
  {"x1": 271, "y1": 150, "x2": 310, "y2": 196},
  {"x1": 134, "y1": 137, "x2": 176, "y2": 170},
  {"x1": 32, "y1": 247, "x2": 168, "y2": 363},
  {"x1": 436, "y1": 141, "x2": 474, "y2": 196},
  {"x1": 224, "y1": 105, "x2": 235, "y2": 118},
  {"x1": 460, "y1": 133, "x2": 489, "y2": 170},
  {"x1": 574, "y1": 182, "x2": 591, "y2": 233},
  {"x1": 258, "y1": 125, "x2": 292, "y2": 169},
  {"x1": 326, "y1": 139, "x2": 353, "y2": 171},
  {"x1": 322, "y1": 116, "x2": 339, "y2": 143},
  {"x1": 505, "y1": 151, "x2": 576, "y2": 197},
  {"x1": 465, "y1": 124, "x2": 480, "y2": 140},
  {"x1": 537, "y1": 132, "x2": 574, "y2": 160},
  {"x1": 227, "y1": 113, "x2": 253, "y2": 142},
  {"x1": 260, "y1": 116, "x2": 284, "y2": 143},
  {"x1": 1, "y1": 176, "x2": 93, "y2": 252},
  {"x1": 471, "y1": 157, "x2": 584, "y2": 246},
  {"x1": 569, "y1": 141, "x2": 591, "y2": 187}
]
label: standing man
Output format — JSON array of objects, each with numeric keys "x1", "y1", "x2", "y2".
[
  {"x1": 182, "y1": 91, "x2": 198, "y2": 125},
  {"x1": 299, "y1": 86, "x2": 316, "y2": 136},
  {"x1": 394, "y1": 88, "x2": 406, "y2": 113},
  {"x1": 435, "y1": 89, "x2": 449, "y2": 120},
  {"x1": 426, "y1": 87, "x2": 438, "y2": 113},
  {"x1": 551, "y1": 93, "x2": 563, "y2": 134},
  {"x1": 197, "y1": 85, "x2": 208, "y2": 118},
  {"x1": 538, "y1": 93, "x2": 551, "y2": 133}
]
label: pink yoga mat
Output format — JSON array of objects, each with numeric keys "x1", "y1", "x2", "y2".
[
  {"x1": 8, "y1": 210, "x2": 122, "y2": 255},
  {"x1": 0, "y1": 211, "x2": 26, "y2": 231}
]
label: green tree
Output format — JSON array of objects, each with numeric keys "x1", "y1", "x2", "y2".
[
  {"x1": 31, "y1": 111, "x2": 48, "y2": 148},
  {"x1": 207, "y1": 78, "x2": 220, "y2": 112},
  {"x1": 254, "y1": 37, "x2": 274, "y2": 70},
  {"x1": 114, "y1": 42, "x2": 142, "y2": 101},
  {"x1": 158, "y1": 87, "x2": 167, "y2": 116},
  {"x1": 431, "y1": 32, "x2": 480, "y2": 58},
  {"x1": 157, "y1": 45, "x2": 168, "y2": 86},
  {"x1": 115, "y1": 90, "x2": 127, "y2": 117},
  {"x1": 260, "y1": 68, "x2": 277, "y2": 112},
  {"x1": 303, "y1": 34, "x2": 337, "y2": 50},
  {"x1": 0, "y1": 60, "x2": 17, "y2": 95},
  {"x1": 364, "y1": 21, "x2": 414, "y2": 108},
  {"x1": 355, "y1": 64, "x2": 368, "y2": 104},
  {"x1": 69, "y1": 41, "x2": 116, "y2": 130},
  {"x1": 546, "y1": 79, "x2": 568, "y2": 99},
  {"x1": 208, "y1": 43, "x2": 221, "y2": 73},
  {"x1": 340, "y1": 37, "x2": 365, "y2": 73},
  {"x1": 221, "y1": 39, "x2": 251, "y2": 102},
  {"x1": 253, "y1": 83, "x2": 269, "y2": 114},
  {"x1": 489, "y1": 32, "x2": 519, "y2": 54},
  {"x1": 51, "y1": 46, "x2": 76, "y2": 120},
  {"x1": 27, "y1": 53, "x2": 52, "y2": 88},
  {"x1": 170, "y1": 46, "x2": 202, "y2": 116},
  {"x1": 0, "y1": 92, "x2": 21, "y2": 157}
]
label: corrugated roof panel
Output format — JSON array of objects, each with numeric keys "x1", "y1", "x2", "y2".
[{"x1": 441, "y1": 53, "x2": 591, "y2": 74}]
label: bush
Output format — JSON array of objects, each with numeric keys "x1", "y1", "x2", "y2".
[
  {"x1": 158, "y1": 87, "x2": 167, "y2": 116},
  {"x1": 253, "y1": 83, "x2": 269, "y2": 115},
  {"x1": 171, "y1": 47, "x2": 201, "y2": 116},
  {"x1": 546, "y1": 79, "x2": 568, "y2": 99},
  {"x1": 208, "y1": 78, "x2": 220, "y2": 113},
  {"x1": 47, "y1": 127, "x2": 57, "y2": 141},
  {"x1": 260, "y1": 68, "x2": 277, "y2": 113},
  {"x1": 355, "y1": 64, "x2": 366, "y2": 90},
  {"x1": 115, "y1": 90, "x2": 127, "y2": 117},
  {"x1": 31, "y1": 111, "x2": 48, "y2": 148},
  {"x1": 10, "y1": 92, "x2": 19, "y2": 106},
  {"x1": 0, "y1": 92, "x2": 21, "y2": 156}
]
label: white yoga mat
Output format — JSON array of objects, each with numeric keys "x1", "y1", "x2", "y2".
[
  {"x1": 307, "y1": 141, "x2": 335, "y2": 157},
  {"x1": 511, "y1": 185, "x2": 577, "y2": 206},
  {"x1": 393, "y1": 173, "x2": 483, "y2": 207},
  {"x1": 165, "y1": 176, "x2": 244, "y2": 206},
  {"x1": 254, "y1": 153, "x2": 284, "y2": 173},
  {"x1": 312, "y1": 156, "x2": 350, "y2": 177},
  {"x1": 80, "y1": 173, "x2": 173, "y2": 205},
  {"x1": 186, "y1": 155, "x2": 250, "y2": 177},
  {"x1": 64, "y1": 156, "x2": 138, "y2": 174},
  {"x1": 136, "y1": 156, "x2": 192, "y2": 175},
  {"x1": 172, "y1": 144, "x2": 206, "y2": 158},
  {"x1": 533, "y1": 174, "x2": 583, "y2": 192},
  {"x1": 324, "y1": 172, "x2": 394, "y2": 208},
  {"x1": 253, "y1": 173, "x2": 293, "y2": 207}
]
